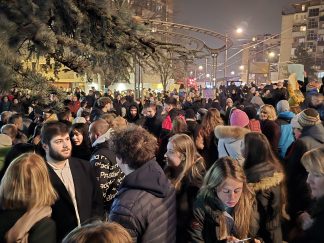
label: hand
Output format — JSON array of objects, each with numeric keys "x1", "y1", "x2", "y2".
[
  {"x1": 253, "y1": 239, "x2": 261, "y2": 243},
  {"x1": 226, "y1": 236, "x2": 239, "y2": 243},
  {"x1": 298, "y1": 212, "x2": 314, "y2": 230}
]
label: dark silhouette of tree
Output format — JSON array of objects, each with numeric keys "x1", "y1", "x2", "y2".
[
  {"x1": 0, "y1": 0, "x2": 196, "y2": 107},
  {"x1": 291, "y1": 43, "x2": 316, "y2": 77}
]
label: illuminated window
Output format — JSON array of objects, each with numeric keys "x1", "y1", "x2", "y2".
[
  {"x1": 302, "y1": 5, "x2": 306, "y2": 11},
  {"x1": 300, "y1": 26, "x2": 307, "y2": 31}
]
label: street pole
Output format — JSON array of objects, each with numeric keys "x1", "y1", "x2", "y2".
[
  {"x1": 224, "y1": 32, "x2": 228, "y2": 82},
  {"x1": 211, "y1": 52, "x2": 218, "y2": 88},
  {"x1": 205, "y1": 57, "x2": 208, "y2": 87}
]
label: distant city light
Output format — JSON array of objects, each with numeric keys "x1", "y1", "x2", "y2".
[{"x1": 198, "y1": 65, "x2": 203, "y2": 70}]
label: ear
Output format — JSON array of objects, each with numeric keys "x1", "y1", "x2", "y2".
[{"x1": 42, "y1": 143, "x2": 49, "y2": 152}]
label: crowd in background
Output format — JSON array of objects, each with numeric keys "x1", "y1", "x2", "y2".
[{"x1": 0, "y1": 73, "x2": 323, "y2": 243}]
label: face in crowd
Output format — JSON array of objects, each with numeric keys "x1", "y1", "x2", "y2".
[
  {"x1": 44, "y1": 133, "x2": 72, "y2": 161},
  {"x1": 71, "y1": 129, "x2": 83, "y2": 146},
  {"x1": 165, "y1": 141, "x2": 182, "y2": 167},
  {"x1": 216, "y1": 177, "x2": 243, "y2": 208},
  {"x1": 306, "y1": 171, "x2": 324, "y2": 199},
  {"x1": 130, "y1": 107, "x2": 137, "y2": 118},
  {"x1": 145, "y1": 107, "x2": 156, "y2": 118}
]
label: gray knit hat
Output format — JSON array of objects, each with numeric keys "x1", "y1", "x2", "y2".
[
  {"x1": 276, "y1": 100, "x2": 290, "y2": 113},
  {"x1": 298, "y1": 108, "x2": 321, "y2": 127}
]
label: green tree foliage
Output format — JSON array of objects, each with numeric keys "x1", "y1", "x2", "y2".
[
  {"x1": 291, "y1": 43, "x2": 316, "y2": 76},
  {"x1": 0, "y1": 0, "x2": 197, "y2": 104}
]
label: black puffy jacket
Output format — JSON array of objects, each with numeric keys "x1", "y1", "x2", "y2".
[{"x1": 109, "y1": 159, "x2": 176, "y2": 243}]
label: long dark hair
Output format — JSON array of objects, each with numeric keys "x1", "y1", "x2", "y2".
[
  {"x1": 70, "y1": 123, "x2": 91, "y2": 160},
  {"x1": 70, "y1": 123, "x2": 91, "y2": 147},
  {"x1": 243, "y1": 132, "x2": 283, "y2": 171}
]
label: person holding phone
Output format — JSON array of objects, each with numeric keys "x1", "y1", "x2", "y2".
[{"x1": 188, "y1": 157, "x2": 261, "y2": 243}]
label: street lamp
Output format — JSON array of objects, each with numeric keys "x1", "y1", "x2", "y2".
[
  {"x1": 224, "y1": 28, "x2": 244, "y2": 81},
  {"x1": 231, "y1": 71, "x2": 235, "y2": 76},
  {"x1": 268, "y1": 51, "x2": 276, "y2": 58},
  {"x1": 236, "y1": 27, "x2": 243, "y2": 34},
  {"x1": 198, "y1": 65, "x2": 203, "y2": 71}
]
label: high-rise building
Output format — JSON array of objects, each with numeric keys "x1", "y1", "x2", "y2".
[
  {"x1": 279, "y1": 0, "x2": 324, "y2": 78},
  {"x1": 241, "y1": 34, "x2": 280, "y2": 83}
]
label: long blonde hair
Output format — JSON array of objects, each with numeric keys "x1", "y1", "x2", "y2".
[
  {"x1": 0, "y1": 153, "x2": 57, "y2": 210},
  {"x1": 169, "y1": 134, "x2": 205, "y2": 190},
  {"x1": 260, "y1": 104, "x2": 277, "y2": 121},
  {"x1": 198, "y1": 157, "x2": 254, "y2": 239}
]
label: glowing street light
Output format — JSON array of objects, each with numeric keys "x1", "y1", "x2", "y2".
[
  {"x1": 239, "y1": 65, "x2": 244, "y2": 70},
  {"x1": 236, "y1": 27, "x2": 243, "y2": 34},
  {"x1": 231, "y1": 71, "x2": 235, "y2": 75},
  {"x1": 268, "y1": 51, "x2": 276, "y2": 58},
  {"x1": 206, "y1": 73, "x2": 210, "y2": 78},
  {"x1": 198, "y1": 65, "x2": 203, "y2": 70}
]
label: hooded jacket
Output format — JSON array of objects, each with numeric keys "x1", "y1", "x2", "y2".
[
  {"x1": 126, "y1": 103, "x2": 143, "y2": 126},
  {"x1": 276, "y1": 111, "x2": 295, "y2": 159},
  {"x1": 245, "y1": 162, "x2": 284, "y2": 243},
  {"x1": 214, "y1": 126, "x2": 250, "y2": 165},
  {"x1": 109, "y1": 159, "x2": 176, "y2": 243}
]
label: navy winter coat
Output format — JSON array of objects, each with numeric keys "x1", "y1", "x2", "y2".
[{"x1": 109, "y1": 159, "x2": 176, "y2": 243}]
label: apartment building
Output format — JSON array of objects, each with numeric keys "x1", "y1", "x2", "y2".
[
  {"x1": 279, "y1": 0, "x2": 324, "y2": 78},
  {"x1": 241, "y1": 34, "x2": 281, "y2": 83}
]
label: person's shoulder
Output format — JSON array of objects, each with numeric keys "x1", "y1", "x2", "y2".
[
  {"x1": 29, "y1": 217, "x2": 56, "y2": 243},
  {"x1": 69, "y1": 157, "x2": 92, "y2": 170}
]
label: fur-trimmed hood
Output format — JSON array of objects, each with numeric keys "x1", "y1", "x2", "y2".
[
  {"x1": 245, "y1": 162, "x2": 284, "y2": 192},
  {"x1": 214, "y1": 125, "x2": 250, "y2": 140},
  {"x1": 249, "y1": 172, "x2": 284, "y2": 192}
]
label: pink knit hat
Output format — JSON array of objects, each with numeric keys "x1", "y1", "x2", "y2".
[{"x1": 230, "y1": 109, "x2": 249, "y2": 127}]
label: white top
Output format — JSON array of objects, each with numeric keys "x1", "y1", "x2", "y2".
[{"x1": 47, "y1": 160, "x2": 81, "y2": 226}]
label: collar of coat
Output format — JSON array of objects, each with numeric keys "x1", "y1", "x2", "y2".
[
  {"x1": 214, "y1": 125, "x2": 250, "y2": 140},
  {"x1": 248, "y1": 172, "x2": 284, "y2": 192}
]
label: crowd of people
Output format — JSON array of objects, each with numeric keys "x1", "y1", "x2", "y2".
[{"x1": 0, "y1": 73, "x2": 323, "y2": 243}]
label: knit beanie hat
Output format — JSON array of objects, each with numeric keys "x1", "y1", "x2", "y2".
[
  {"x1": 298, "y1": 108, "x2": 321, "y2": 127},
  {"x1": 276, "y1": 100, "x2": 290, "y2": 113},
  {"x1": 0, "y1": 134, "x2": 12, "y2": 148},
  {"x1": 230, "y1": 109, "x2": 249, "y2": 127}
]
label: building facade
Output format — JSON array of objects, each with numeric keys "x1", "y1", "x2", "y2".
[
  {"x1": 241, "y1": 34, "x2": 280, "y2": 83},
  {"x1": 279, "y1": 0, "x2": 324, "y2": 78}
]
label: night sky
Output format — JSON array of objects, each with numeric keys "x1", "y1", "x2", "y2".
[
  {"x1": 173, "y1": 0, "x2": 303, "y2": 36},
  {"x1": 173, "y1": 0, "x2": 304, "y2": 75}
]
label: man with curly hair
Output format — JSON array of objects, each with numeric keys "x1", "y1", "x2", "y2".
[{"x1": 109, "y1": 125, "x2": 176, "y2": 243}]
